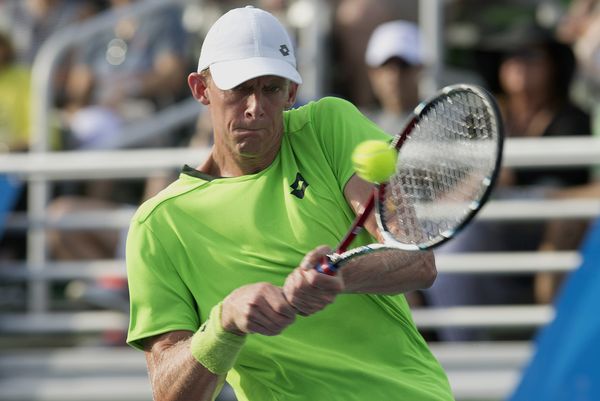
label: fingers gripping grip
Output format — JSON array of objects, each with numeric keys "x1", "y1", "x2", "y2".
[{"x1": 316, "y1": 255, "x2": 338, "y2": 276}]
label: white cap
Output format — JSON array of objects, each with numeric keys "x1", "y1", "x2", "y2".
[
  {"x1": 365, "y1": 20, "x2": 422, "y2": 67},
  {"x1": 197, "y1": 6, "x2": 302, "y2": 90}
]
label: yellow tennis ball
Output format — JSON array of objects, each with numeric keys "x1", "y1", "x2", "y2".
[{"x1": 352, "y1": 140, "x2": 398, "y2": 183}]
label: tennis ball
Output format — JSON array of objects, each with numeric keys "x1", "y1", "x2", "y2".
[{"x1": 351, "y1": 140, "x2": 398, "y2": 183}]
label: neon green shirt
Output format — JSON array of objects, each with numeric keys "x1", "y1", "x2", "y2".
[{"x1": 126, "y1": 97, "x2": 453, "y2": 401}]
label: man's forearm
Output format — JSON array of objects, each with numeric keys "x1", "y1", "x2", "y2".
[
  {"x1": 340, "y1": 249, "x2": 436, "y2": 294},
  {"x1": 146, "y1": 335, "x2": 225, "y2": 401}
]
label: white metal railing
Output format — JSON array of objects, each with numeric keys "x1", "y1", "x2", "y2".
[
  {"x1": 26, "y1": 0, "x2": 191, "y2": 314},
  {"x1": 2, "y1": 136, "x2": 599, "y2": 332},
  {"x1": 0, "y1": 305, "x2": 555, "y2": 335},
  {"x1": 3, "y1": 198, "x2": 599, "y2": 233},
  {"x1": 0, "y1": 252, "x2": 581, "y2": 281},
  {"x1": 4, "y1": 136, "x2": 600, "y2": 179},
  {"x1": 0, "y1": 341, "x2": 531, "y2": 401},
  {"x1": 503, "y1": 136, "x2": 600, "y2": 168}
]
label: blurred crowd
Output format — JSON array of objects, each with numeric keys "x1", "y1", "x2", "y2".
[{"x1": 1, "y1": 0, "x2": 599, "y2": 344}]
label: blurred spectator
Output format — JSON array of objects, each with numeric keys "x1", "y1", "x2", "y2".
[
  {"x1": 495, "y1": 21, "x2": 592, "y2": 265},
  {"x1": 0, "y1": 28, "x2": 61, "y2": 262},
  {"x1": 331, "y1": 0, "x2": 413, "y2": 106},
  {"x1": 53, "y1": 0, "x2": 190, "y2": 208},
  {"x1": 45, "y1": 1, "x2": 191, "y2": 335},
  {"x1": 535, "y1": 0, "x2": 600, "y2": 302},
  {"x1": 182, "y1": 0, "x2": 248, "y2": 40},
  {"x1": 424, "y1": 21, "x2": 592, "y2": 342},
  {"x1": 61, "y1": 0, "x2": 189, "y2": 150},
  {"x1": 556, "y1": 0, "x2": 600, "y2": 85},
  {"x1": 362, "y1": 20, "x2": 425, "y2": 311},
  {"x1": 0, "y1": 0, "x2": 101, "y2": 65},
  {"x1": 0, "y1": 0, "x2": 105, "y2": 107},
  {"x1": 363, "y1": 20, "x2": 423, "y2": 135},
  {"x1": 556, "y1": 0, "x2": 600, "y2": 162},
  {"x1": 48, "y1": 3, "x2": 189, "y2": 215},
  {"x1": 0, "y1": 33, "x2": 30, "y2": 261},
  {"x1": 494, "y1": 23, "x2": 590, "y2": 187},
  {"x1": 0, "y1": 32, "x2": 31, "y2": 153}
]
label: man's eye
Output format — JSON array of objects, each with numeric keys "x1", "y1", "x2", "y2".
[{"x1": 264, "y1": 85, "x2": 281, "y2": 93}]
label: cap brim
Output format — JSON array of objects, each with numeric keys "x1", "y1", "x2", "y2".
[
  {"x1": 209, "y1": 57, "x2": 302, "y2": 90},
  {"x1": 367, "y1": 54, "x2": 420, "y2": 68}
]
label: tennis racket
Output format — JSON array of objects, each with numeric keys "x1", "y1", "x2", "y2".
[{"x1": 318, "y1": 84, "x2": 504, "y2": 274}]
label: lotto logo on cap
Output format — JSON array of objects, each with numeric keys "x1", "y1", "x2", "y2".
[{"x1": 198, "y1": 6, "x2": 303, "y2": 90}]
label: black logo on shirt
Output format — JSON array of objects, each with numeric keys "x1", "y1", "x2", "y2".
[
  {"x1": 290, "y1": 172, "x2": 309, "y2": 199},
  {"x1": 279, "y1": 44, "x2": 290, "y2": 56}
]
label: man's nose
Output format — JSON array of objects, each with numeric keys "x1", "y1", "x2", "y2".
[{"x1": 245, "y1": 91, "x2": 265, "y2": 118}]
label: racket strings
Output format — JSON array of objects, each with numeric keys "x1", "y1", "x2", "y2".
[{"x1": 381, "y1": 89, "x2": 500, "y2": 247}]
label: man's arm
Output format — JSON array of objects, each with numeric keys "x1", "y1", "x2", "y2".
[
  {"x1": 142, "y1": 283, "x2": 297, "y2": 401},
  {"x1": 144, "y1": 330, "x2": 224, "y2": 401},
  {"x1": 282, "y1": 175, "x2": 436, "y2": 315},
  {"x1": 340, "y1": 174, "x2": 437, "y2": 294}
]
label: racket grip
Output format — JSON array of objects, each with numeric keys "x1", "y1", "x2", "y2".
[{"x1": 315, "y1": 256, "x2": 338, "y2": 276}]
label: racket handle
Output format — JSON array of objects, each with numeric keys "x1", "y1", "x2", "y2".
[{"x1": 316, "y1": 256, "x2": 337, "y2": 276}]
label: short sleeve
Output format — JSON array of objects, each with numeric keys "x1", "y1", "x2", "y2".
[
  {"x1": 126, "y1": 220, "x2": 199, "y2": 350},
  {"x1": 310, "y1": 97, "x2": 392, "y2": 190}
]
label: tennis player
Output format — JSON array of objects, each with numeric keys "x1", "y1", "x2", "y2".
[{"x1": 126, "y1": 6, "x2": 453, "y2": 401}]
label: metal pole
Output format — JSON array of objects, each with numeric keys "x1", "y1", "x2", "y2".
[
  {"x1": 292, "y1": 0, "x2": 331, "y2": 101},
  {"x1": 419, "y1": 0, "x2": 444, "y2": 98}
]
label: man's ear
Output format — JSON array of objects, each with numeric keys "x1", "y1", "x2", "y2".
[
  {"x1": 286, "y1": 82, "x2": 299, "y2": 109},
  {"x1": 188, "y1": 72, "x2": 210, "y2": 105}
]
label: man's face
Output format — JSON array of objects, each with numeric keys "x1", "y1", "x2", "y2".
[
  {"x1": 203, "y1": 75, "x2": 297, "y2": 161},
  {"x1": 368, "y1": 58, "x2": 420, "y2": 113}
]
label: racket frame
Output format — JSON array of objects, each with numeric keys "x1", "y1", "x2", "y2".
[
  {"x1": 376, "y1": 84, "x2": 504, "y2": 251},
  {"x1": 319, "y1": 84, "x2": 504, "y2": 274}
]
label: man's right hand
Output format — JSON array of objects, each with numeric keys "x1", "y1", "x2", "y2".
[{"x1": 221, "y1": 283, "x2": 297, "y2": 336}]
